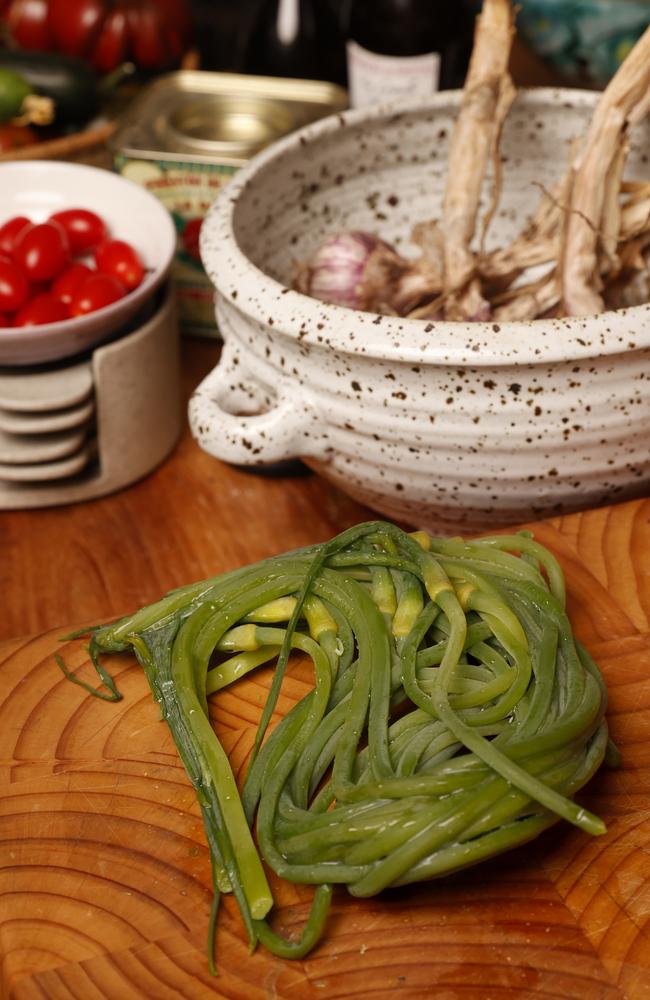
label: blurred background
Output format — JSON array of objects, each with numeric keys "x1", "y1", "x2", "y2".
[{"x1": 189, "y1": 0, "x2": 650, "y2": 88}]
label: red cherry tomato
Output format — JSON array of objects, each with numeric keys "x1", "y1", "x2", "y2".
[
  {"x1": 0, "y1": 215, "x2": 32, "y2": 255},
  {"x1": 69, "y1": 272, "x2": 126, "y2": 316},
  {"x1": 0, "y1": 257, "x2": 31, "y2": 313},
  {"x1": 13, "y1": 292, "x2": 68, "y2": 327},
  {"x1": 0, "y1": 312, "x2": 12, "y2": 328},
  {"x1": 49, "y1": 208, "x2": 108, "y2": 256},
  {"x1": 181, "y1": 217, "x2": 203, "y2": 261},
  {"x1": 13, "y1": 220, "x2": 70, "y2": 283},
  {"x1": 51, "y1": 261, "x2": 93, "y2": 305},
  {"x1": 94, "y1": 238, "x2": 144, "y2": 291}
]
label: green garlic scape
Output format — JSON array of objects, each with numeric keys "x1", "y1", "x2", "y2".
[{"x1": 61, "y1": 520, "x2": 615, "y2": 969}]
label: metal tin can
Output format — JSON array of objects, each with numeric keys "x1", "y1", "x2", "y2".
[{"x1": 110, "y1": 71, "x2": 348, "y2": 338}]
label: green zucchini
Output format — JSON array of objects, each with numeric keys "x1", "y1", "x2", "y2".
[{"x1": 0, "y1": 51, "x2": 99, "y2": 126}]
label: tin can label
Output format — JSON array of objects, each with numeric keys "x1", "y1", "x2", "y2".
[{"x1": 114, "y1": 155, "x2": 237, "y2": 338}]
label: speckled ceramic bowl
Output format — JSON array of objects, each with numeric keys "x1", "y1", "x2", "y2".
[{"x1": 190, "y1": 89, "x2": 650, "y2": 533}]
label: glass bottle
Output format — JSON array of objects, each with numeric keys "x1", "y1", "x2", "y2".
[
  {"x1": 346, "y1": 0, "x2": 473, "y2": 107},
  {"x1": 243, "y1": 0, "x2": 346, "y2": 84}
]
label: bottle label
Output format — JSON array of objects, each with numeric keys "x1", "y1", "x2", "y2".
[{"x1": 347, "y1": 41, "x2": 440, "y2": 108}]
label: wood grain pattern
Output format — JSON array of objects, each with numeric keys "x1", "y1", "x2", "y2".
[
  {"x1": 2, "y1": 497, "x2": 650, "y2": 998},
  {"x1": 0, "y1": 339, "x2": 371, "y2": 644}
]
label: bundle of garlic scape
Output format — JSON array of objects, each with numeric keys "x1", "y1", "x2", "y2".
[{"x1": 294, "y1": 0, "x2": 650, "y2": 322}]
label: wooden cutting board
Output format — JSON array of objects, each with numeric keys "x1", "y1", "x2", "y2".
[{"x1": 2, "y1": 498, "x2": 650, "y2": 1000}]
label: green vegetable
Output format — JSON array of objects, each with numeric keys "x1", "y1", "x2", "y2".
[
  {"x1": 63, "y1": 521, "x2": 614, "y2": 967},
  {"x1": 0, "y1": 67, "x2": 52, "y2": 125},
  {"x1": 0, "y1": 50, "x2": 99, "y2": 126},
  {"x1": 0, "y1": 67, "x2": 31, "y2": 121}
]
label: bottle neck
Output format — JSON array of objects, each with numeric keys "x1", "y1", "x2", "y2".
[
  {"x1": 348, "y1": 0, "x2": 446, "y2": 58},
  {"x1": 275, "y1": 0, "x2": 301, "y2": 48}
]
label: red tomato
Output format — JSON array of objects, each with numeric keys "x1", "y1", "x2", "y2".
[
  {"x1": 2, "y1": 0, "x2": 191, "y2": 72},
  {"x1": 0, "y1": 312, "x2": 12, "y2": 328},
  {"x1": 51, "y1": 261, "x2": 93, "y2": 305},
  {"x1": 42, "y1": 0, "x2": 191, "y2": 72},
  {"x1": 126, "y1": 1, "x2": 174, "y2": 70},
  {"x1": 69, "y1": 272, "x2": 126, "y2": 316},
  {"x1": 181, "y1": 217, "x2": 203, "y2": 261},
  {"x1": 88, "y1": 7, "x2": 128, "y2": 74},
  {"x1": 0, "y1": 257, "x2": 31, "y2": 313},
  {"x1": 49, "y1": 208, "x2": 108, "y2": 255},
  {"x1": 0, "y1": 215, "x2": 32, "y2": 256},
  {"x1": 3, "y1": 0, "x2": 52, "y2": 49},
  {"x1": 14, "y1": 292, "x2": 68, "y2": 327},
  {"x1": 14, "y1": 221, "x2": 70, "y2": 283},
  {"x1": 46, "y1": 0, "x2": 104, "y2": 57},
  {"x1": 94, "y1": 238, "x2": 144, "y2": 291}
]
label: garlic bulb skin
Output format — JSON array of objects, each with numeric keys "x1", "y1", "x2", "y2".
[{"x1": 300, "y1": 231, "x2": 392, "y2": 309}]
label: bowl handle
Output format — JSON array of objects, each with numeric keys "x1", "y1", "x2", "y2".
[{"x1": 188, "y1": 354, "x2": 327, "y2": 466}]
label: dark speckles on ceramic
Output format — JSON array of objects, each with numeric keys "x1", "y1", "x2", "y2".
[{"x1": 188, "y1": 89, "x2": 650, "y2": 533}]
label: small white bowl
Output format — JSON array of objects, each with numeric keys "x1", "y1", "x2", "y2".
[
  {"x1": 192, "y1": 89, "x2": 650, "y2": 532},
  {"x1": 0, "y1": 161, "x2": 176, "y2": 366}
]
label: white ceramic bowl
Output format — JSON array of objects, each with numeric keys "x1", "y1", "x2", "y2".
[
  {"x1": 0, "y1": 161, "x2": 176, "y2": 366},
  {"x1": 191, "y1": 89, "x2": 650, "y2": 533}
]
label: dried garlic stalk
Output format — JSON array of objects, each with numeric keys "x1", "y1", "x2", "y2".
[
  {"x1": 480, "y1": 173, "x2": 572, "y2": 287},
  {"x1": 441, "y1": 0, "x2": 516, "y2": 320},
  {"x1": 492, "y1": 271, "x2": 561, "y2": 321},
  {"x1": 560, "y1": 24, "x2": 650, "y2": 315},
  {"x1": 295, "y1": 0, "x2": 650, "y2": 324}
]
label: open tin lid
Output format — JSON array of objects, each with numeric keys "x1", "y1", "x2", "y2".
[{"x1": 111, "y1": 70, "x2": 348, "y2": 164}]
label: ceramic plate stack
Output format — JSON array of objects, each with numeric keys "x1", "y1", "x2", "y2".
[
  {"x1": 0, "y1": 286, "x2": 183, "y2": 510},
  {"x1": 0, "y1": 362, "x2": 97, "y2": 487}
]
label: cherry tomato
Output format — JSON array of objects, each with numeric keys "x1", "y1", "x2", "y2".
[
  {"x1": 14, "y1": 291, "x2": 68, "y2": 327},
  {"x1": 181, "y1": 217, "x2": 203, "y2": 261},
  {"x1": 0, "y1": 312, "x2": 12, "y2": 328},
  {"x1": 14, "y1": 220, "x2": 70, "y2": 283},
  {"x1": 0, "y1": 257, "x2": 31, "y2": 313},
  {"x1": 94, "y1": 238, "x2": 144, "y2": 291},
  {"x1": 51, "y1": 261, "x2": 93, "y2": 305},
  {"x1": 69, "y1": 272, "x2": 126, "y2": 316},
  {"x1": 49, "y1": 208, "x2": 108, "y2": 255},
  {"x1": 0, "y1": 215, "x2": 32, "y2": 256}
]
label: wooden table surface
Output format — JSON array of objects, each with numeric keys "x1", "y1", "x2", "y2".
[
  {"x1": 0, "y1": 337, "x2": 371, "y2": 644},
  {"x1": 2, "y1": 480, "x2": 650, "y2": 998},
  {"x1": 0, "y1": 39, "x2": 643, "y2": 997}
]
